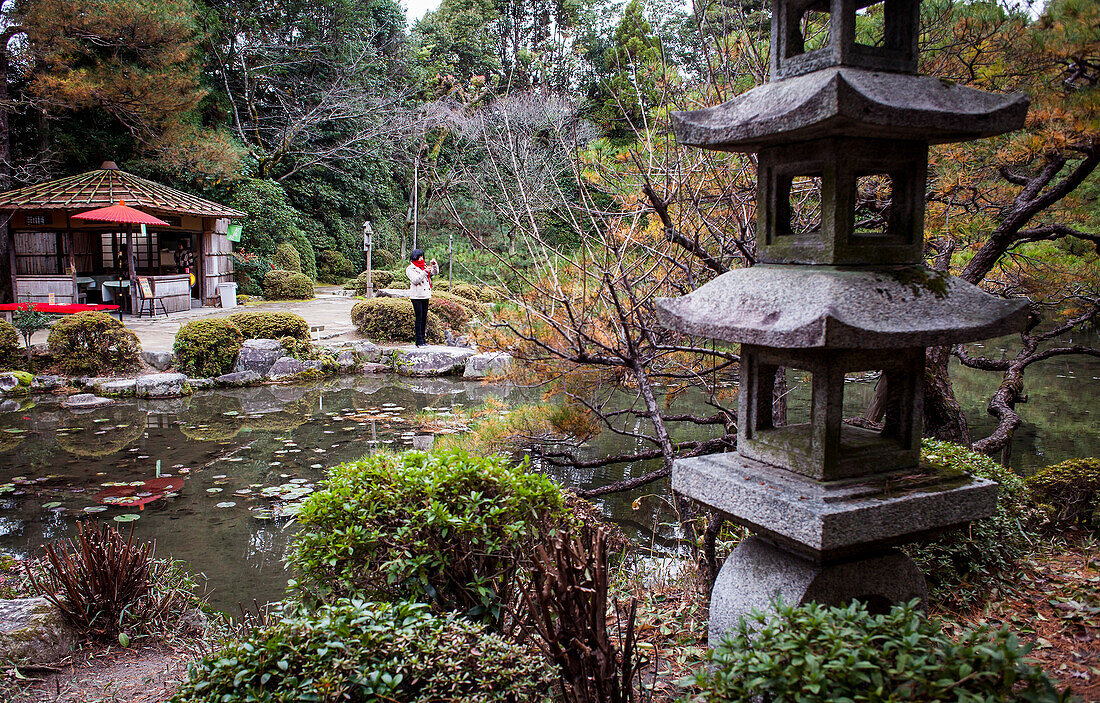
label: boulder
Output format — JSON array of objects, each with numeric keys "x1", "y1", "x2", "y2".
[
  {"x1": 134, "y1": 373, "x2": 191, "y2": 399},
  {"x1": 0, "y1": 400, "x2": 20, "y2": 412},
  {"x1": 463, "y1": 352, "x2": 514, "y2": 379},
  {"x1": 0, "y1": 597, "x2": 77, "y2": 666},
  {"x1": 141, "y1": 350, "x2": 175, "y2": 371},
  {"x1": 335, "y1": 350, "x2": 359, "y2": 374},
  {"x1": 391, "y1": 345, "x2": 476, "y2": 377},
  {"x1": 266, "y1": 357, "x2": 323, "y2": 381},
  {"x1": 187, "y1": 377, "x2": 214, "y2": 390},
  {"x1": 96, "y1": 379, "x2": 137, "y2": 398},
  {"x1": 360, "y1": 362, "x2": 390, "y2": 374},
  {"x1": 234, "y1": 339, "x2": 285, "y2": 376},
  {"x1": 215, "y1": 370, "x2": 263, "y2": 388},
  {"x1": 353, "y1": 340, "x2": 382, "y2": 363},
  {"x1": 32, "y1": 375, "x2": 63, "y2": 391},
  {"x1": 61, "y1": 393, "x2": 113, "y2": 410},
  {"x1": 0, "y1": 373, "x2": 20, "y2": 393}
]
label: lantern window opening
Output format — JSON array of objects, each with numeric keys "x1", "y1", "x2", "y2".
[
  {"x1": 793, "y1": 4, "x2": 832, "y2": 57},
  {"x1": 853, "y1": 173, "x2": 893, "y2": 236},
  {"x1": 853, "y1": 0, "x2": 886, "y2": 49},
  {"x1": 781, "y1": 174, "x2": 824, "y2": 237}
]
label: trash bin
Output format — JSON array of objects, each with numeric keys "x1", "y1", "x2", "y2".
[{"x1": 217, "y1": 282, "x2": 238, "y2": 309}]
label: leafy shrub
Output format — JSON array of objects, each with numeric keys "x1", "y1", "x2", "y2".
[
  {"x1": 353, "y1": 269, "x2": 395, "y2": 295},
  {"x1": 174, "y1": 318, "x2": 244, "y2": 378},
  {"x1": 428, "y1": 296, "x2": 470, "y2": 331},
  {"x1": 231, "y1": 251, "x2": 269, "y2": 297},
  {"x1": 685, "y1": 599, "x2": 1066, "y2": 703},
  {"x1": 389, "y1": 266, "x2": 410, "y2": 287},
  {"x1": 0, "y1": 320, "x2": 19, "y2": 369},
  {"x1": 229, "y1": 311, "x2": 309, "y2": 341},
  {"x1": 351, "y1": 297, "x2": 443, "y2": 343},
  {"x1": 263, "y1": 269, "x2": 314, "y2": 300},
  {"x1": 479, "y1": 285, "x2": 503, "y2": 302},
  {"x1": 900, "y1": 440, "x2": 1032, "y2": 607},
  {"x1": 171, "y1": 600, "x2": 551, "y2": 703},
  {"x1": 47, "y1": 312, "x2": 140, "y2": 375},
  {"x1": 433, "y1": 290, "x2": 487, "y2": 318},
  {"x1": 316, "y1": 248, "x2": 353, "y2": 282},
  {"x1": 272, "y1": 242, "x2": 302, "y2": 273},
  {"x1": 288, "y1": 450, "x2": 563, "y2": 623},
  {"x1": 1025, "y1": 457, "x2": 1100, "y2": 529},
  {"x1": 371, "y1": 247, "x2": 395, "y2": 269}
]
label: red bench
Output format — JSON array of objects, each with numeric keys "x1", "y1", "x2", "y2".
[{"x1": 0, "y1": 302, "x2": 120, "y2": 323}]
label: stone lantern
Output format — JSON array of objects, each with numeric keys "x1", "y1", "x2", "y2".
[{"x1": 656, "y1": 0, "x2": 1031, "y2": 646}]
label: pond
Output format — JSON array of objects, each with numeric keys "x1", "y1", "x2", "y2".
[{"x1": 0, "y1": 341, "x2": 1097, "y2": 612}]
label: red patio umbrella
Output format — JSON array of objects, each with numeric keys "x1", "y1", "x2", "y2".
[
  {"x1": 72, "y1": 201, "x2": 169, "y2": 318},
  {"x1": 71, "y1": 200, "x2": 170, "y2": 226}
]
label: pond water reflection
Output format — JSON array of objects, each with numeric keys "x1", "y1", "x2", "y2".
[{"x1": 0, "y1": 342, "x2": 1096, "y2": 612}]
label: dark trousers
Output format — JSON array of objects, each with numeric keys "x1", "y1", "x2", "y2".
[{"x1": 412, "y1": 298, "x2": 428, "y2": 345}]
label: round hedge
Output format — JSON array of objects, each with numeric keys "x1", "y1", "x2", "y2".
[
  {"x1": 271, "y1": 242, "x2": 302, "y2": 273},
  {"x1": 428, "y1": 296, "x2": 470, "y2": 331},
  {"x1": 371, "y1": 247, "x2": 396, "y2": 269},
  {"x1": 0, "y1": 320, "x2": 20, "y2": 369},
  {"x1": 174, "y1": 318, "x2": 244, "y2": 378},
  {"x1": 351, "y1": 297, "x2": 443, "y2": 343},
  {"x1": 433, "y1": 291, "x2": 487, "y2": 318},
  {"x1": 47, "y1": 312, "x2": 141, "y2": 375},
  {"x1": 263, "y1": 269, "x2": 314, "y2": 300},
  {"x1": 353, "y1": 270, "x2": 395, "y2": 295},
  {"x1": 229, "y1": 311, "x2": 309, "y2": 341},
  {"x1": 316, "y1": 248, "x2": 353, "y2": 281},
  {"x1": 1025, "y1": 457, "x2": 1100, "y2": 530}
]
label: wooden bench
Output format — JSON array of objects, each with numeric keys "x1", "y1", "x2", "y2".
[{"x1": 12, "y1": 275, "x2": 82, "y2": 305}]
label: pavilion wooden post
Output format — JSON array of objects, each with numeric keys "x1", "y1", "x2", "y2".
[
  {"x1": 6, "y1": 225, "x2": 15, "y2": 303},
  {"x1": 127, "y1": 225, "x2": 138, "y2": 315},
  {"x1": 66, "y1": 213, "x2": 76, "y2": 301}
]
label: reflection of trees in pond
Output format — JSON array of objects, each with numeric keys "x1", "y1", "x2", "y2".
[
  {"x1": 0, "y1": 431, "x2": 23, "y2": 453},
  {"x1": 180, "y1": 395, "x2": 246, "y2": 442},
  {"x1": 240, "y1": 390, "x2": 320, "y2": 433},
  {"x1": 56, "y1": 409, "x2": 146, "y2": 459}
]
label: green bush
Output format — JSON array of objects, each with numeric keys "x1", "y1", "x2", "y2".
[
  {"x1": 351, "y1": 297, "x2": 443, "y2": 344},
  {"x1": 428, "y1": 296, "x2": 470, "y2": 331},
  {"x1": 353, "y1": 269, "x2": 395, "y2": 295},
  {"x1": 174, "y1": 318, "x2": 244, "y2": 378},
  {"x1": 263, "y1": 269, "x2": 314, "y2": 300},
  {"x1": 288, "y1": 450, "x2": 563, "y2": 623},
  {"x1": 452, "y1": 283, "x2": 484, "y2": 302},
  {"x1": 1026, "y1": 457, "x2": 1100, "y2": 529},
  {"x1": 316, "y1": 248, "x2": 353, "y2": 282},
  {"x1": 47, "y1": 312, "x2": 141, "y2": 375},
  {"x1": 902, "y1": 440, "x2": 1032, "y2": 608},
  {"x1": 171, "y1": 599, "x2": 551, "y2": 703},
  {"x1": 389, "y1": 266, "x2": 410, "y2": 287},
  {"x1": 272, "y1": 242, "x2": 302, "y2": 273},
  {"x1": 229, "y1": 311, "x2": 309, "y2": 341},
  {"x1": 371, "y1": 247, "x2": 396, "y2": 269},
  {"x1": 0, "y1": 320, "x2": 19, "y2": 369},
  {"x1": 478, "y1": 285, "x2": 503, "y2": 302},
  {"x1": 433, "y1": 290, "x2": 486, "y2": 316},
  {"x1": 685, "y1": 599, "x2": 1066, "y2": 703}
]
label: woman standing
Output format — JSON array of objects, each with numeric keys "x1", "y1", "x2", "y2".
[{"x1": 406, "y1": 249, "x2": 438, "y2": 346}]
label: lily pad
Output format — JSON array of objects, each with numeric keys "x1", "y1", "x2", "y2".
[
  {"x1": 216, "y1": 501, "x2": 237, "y2": 508},
  {"x1": 113, "y1": 514, "x2": 140, "y2": 522}
]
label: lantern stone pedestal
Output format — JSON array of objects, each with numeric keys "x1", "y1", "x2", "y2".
[{"x1": 656, "y1": 0, "x2": 1031, "y2": 644}]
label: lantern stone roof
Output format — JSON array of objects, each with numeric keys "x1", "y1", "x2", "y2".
[
  {"x1": 655, "y1": 265, "x2": 1030, "y2": 349},
  {"x1": 672, "y1": 68, "x2": 1029, "y2": 153},
  {"x1": 0, "y1": 161, "x2": 245, "y2": 219}
]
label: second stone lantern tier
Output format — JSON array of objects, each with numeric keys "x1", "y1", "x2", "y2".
[{"x1": 655, "y1": 0, "x2": 1031, "y2": 645}]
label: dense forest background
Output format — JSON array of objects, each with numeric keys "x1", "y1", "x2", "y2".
[{"x1": 0, "y1": 0, "x2": 1095, "y2": 457}]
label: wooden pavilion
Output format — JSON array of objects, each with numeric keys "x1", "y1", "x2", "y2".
[{"x1": 0, "y1": 161, "x2": 245, "y2": 311}]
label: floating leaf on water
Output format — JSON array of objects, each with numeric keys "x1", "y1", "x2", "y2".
[
  {"x1": 212, "y1": 475, "x2": 227, "y2": 480},
  {"x1": 310, "y1": 464, "x2": 323, "y2": 469},
  {"x1": 83, "y1": 506, "x2": 107, "y2": 513},
  {"x1": 113, "y1": 514, "x2": 140, "y2": 522},
  {"x1": 206, "y1": 488, "x2": 223, "y2": 494},
  {"x1": 42, "y1": 501, "x2": 64, "y2": 509},
  {"x1": 93, "y1": 418, "x2": 110, "y2": 423},
  {"x1": 223, "y1": 411, "x2": 239, "y2": 417},
  {"x1": 235, "y1": 489, "x2": 252, "y2": 495},
  {"x1": 179, "y1": 468, "x2": 191, "y2": 474},
  {"x1": 2, "y1": 428, "x2": 24, "y2": 434},
  {"x1": 164, "y1": 492, "x2": 179, "y2": 498},
  {"x1": 216, "y1": 501, "x2": 236, "y2": 508},
  {"x1": 289, "y1": 478, "x2": 308, "y2": 484},
  {"x1": 137, "y1": 455, "x2": 149, "y2": 460}
]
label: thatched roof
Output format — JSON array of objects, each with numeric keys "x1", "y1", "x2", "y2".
[{"x1": 0, "y1": 161, "x2": 245, "y2": 219}]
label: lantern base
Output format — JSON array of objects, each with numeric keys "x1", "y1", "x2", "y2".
[{"x1": 708, "y1": 536, "x2": 927, "y2": 649}]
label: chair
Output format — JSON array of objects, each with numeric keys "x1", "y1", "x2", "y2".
[{"x1": 134, "y1": 277, "x2": 169, "y2": 318}]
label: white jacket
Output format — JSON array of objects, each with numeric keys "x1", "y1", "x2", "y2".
[{"x1": 406, "y1": 261, "x2": 436, "y2": 299}]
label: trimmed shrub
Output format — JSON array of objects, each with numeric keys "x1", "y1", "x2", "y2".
[
  {"x1": 47, "y1": 312, "x2": 140, "y2": 375},
  {"x1": 263, "y1": 269, "x2": 314, "y2": 300},
  {"x1": 479, "y1": 285, "x2": 503, "y2": 302},
  {"x1": 1026, "y1": 457, "x2": 1100, "y2": 529},
  {"x1": 904, "y1": 440, "x2": 1032, "y2": 608},
  {"x1": 229, "y1": 311, "x2": 309, "y2": 341},
  {"x1": 0, "y1": 320, "x2": 19, "y2": 369},
  {"x1": 353, "y1": 269, "x2": 395, "y2": 295},
  {"x1": 452, "y1": 283, "x2": 483, "y2": 301},
  {"x1": 389, "y1": 266, "x2": 410, "y2": 287},
  {"x1": 288, "y1": 450, "x2": 563, "y2": 623},
  {"x1": 428, "y1": 296, "x2": 470, "y2": 331},
  {"x1": 686, "y1": 599, "x2": 1066, "y2": 703},
  {"x1": 351, "y1": 297, "x2": 443, "y2": 343},
  {"x1": 174, "y1": 318, "x2": 244, "y2": 378},
  {"x1": 434, "y1": 290, "x2": 487, "y2": 318},
  {"x1": 171, "y1": 600, "x2": 551, "y2": 703},
  {"x1": 272, "y1": 242, "x2": 302, "y2": 273},
  {"x1": 316, "y1": 248, "x2": 353, "y2": 282},
  {"x1": 371, "y1": 247, "x2": 396, "y2": 269}
]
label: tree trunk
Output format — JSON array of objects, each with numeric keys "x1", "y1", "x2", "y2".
[{"x1": 922, "y1": 345, "x2": 970, "y2": 444}]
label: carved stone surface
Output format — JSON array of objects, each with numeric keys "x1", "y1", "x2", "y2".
[
  {"x1": 708, "y1": 537, "x2": 927, "y2": 649},
  {"x1": 672, "y1": 453, "x2": 998, "y2": 560},
  {"x1": 655, "y1": 265, "x2": 1029, "y2": 349},
  {"x1": 672, "y1": 68, "x2": 1028, "y2": 152}
]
